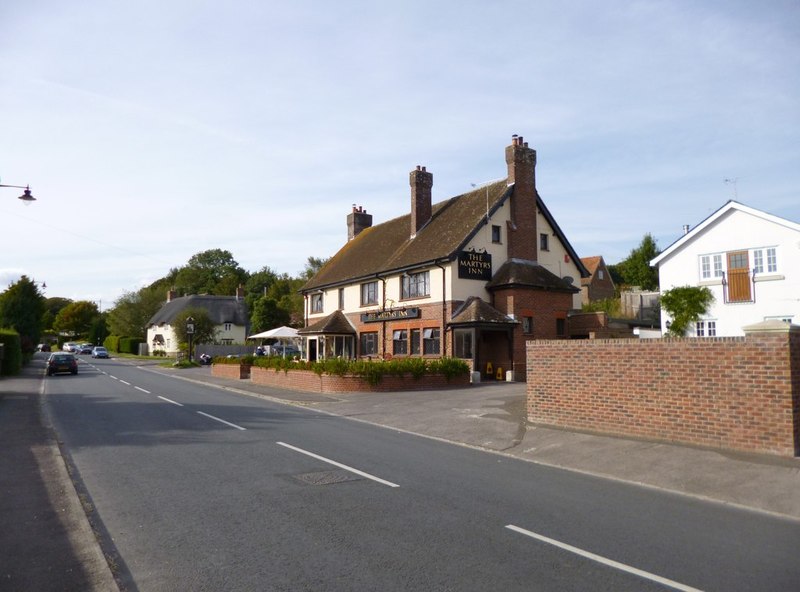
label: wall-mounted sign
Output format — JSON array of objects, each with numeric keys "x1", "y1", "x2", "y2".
[
  {"x1": 458, "y1": 251, "x2": 492, "y2": 280},
  {"x1": 361, "y1": 307, "x2": 421, "y2": 323}
]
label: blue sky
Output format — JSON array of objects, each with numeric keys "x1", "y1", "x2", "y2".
[{"x1": 1, "y1": 0, "x2": 798, "y2": 307}]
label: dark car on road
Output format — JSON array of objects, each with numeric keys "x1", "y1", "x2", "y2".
[{"x1": 47, "y1": 353, "x2": 78, "y2": 376}]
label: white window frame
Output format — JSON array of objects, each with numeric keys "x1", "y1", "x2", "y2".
[
  {"x1": 401, "y1": 271, "x2": 430, "y2": 299},
  {"x1": 361, "y1": 281, "x2": 378, "y2": 306},
  {"x1": 311, "y1": 293, "x2": 324, "y2": 313}
]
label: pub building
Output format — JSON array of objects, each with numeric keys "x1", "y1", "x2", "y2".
[{"x1": 299, "y1": 135, "x2": 589, "y2": 381}]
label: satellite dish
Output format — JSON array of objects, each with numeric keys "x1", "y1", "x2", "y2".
[{"x1": 562, "y1": 276, "x2": 575, "y2": 285}]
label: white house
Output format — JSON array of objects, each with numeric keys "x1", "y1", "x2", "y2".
[
  {"x1": 146, "y1": 289, "x2": 250, "y2": 354},
  {"x1": 651, "y1": 201, "x2": 800, "y2": 337}
]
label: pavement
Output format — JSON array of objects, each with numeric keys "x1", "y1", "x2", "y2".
[{"x1": 2, "y1": 355, "x2": 800, "y2": 590}]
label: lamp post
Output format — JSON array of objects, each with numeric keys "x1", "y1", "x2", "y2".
[
  {"x1": 0, "y1": 179, "x2": 36, "y2": 203},
  {"x1": 186, "y1": 317, "x2": 195, "y2": 363}
]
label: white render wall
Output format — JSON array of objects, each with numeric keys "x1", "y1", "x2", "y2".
[{"x1": 657, "y1": 208, "x2": 800, "y2": 336}]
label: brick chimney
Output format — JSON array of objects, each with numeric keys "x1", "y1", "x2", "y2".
[
  {"x1": 347, "y1": 205, "x2": 373, "y2": 241},
  {"x1": 410, "y1": 165, "x2": 433, "y2": 237},
  {"x1": 167, "y1": 289, "x2": 177, "y2": 302},
  {"x1": 504, "y1": 135, "x2": 538, "y2": 262},
  {"x1": 236, "y1": 284, "x2": 245, "y2": 300}
]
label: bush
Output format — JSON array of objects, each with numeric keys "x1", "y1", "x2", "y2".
[
  {"x1": 118, "y1": 337, "x2": 143, "y2": 355},
  {"x1": 0, "y1": 329, "x2": 22, "y2": 376},
  {"x1": 104, "y1": 335, "x2": 121, "y2": 353},
  {"x1": 252, "y1": 355, "x2": 470, "y2": 386},
  {"x1": 213, "y1": 355, "x2": 256, "y2": 365}
]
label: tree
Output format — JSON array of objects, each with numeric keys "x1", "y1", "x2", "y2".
[
  {"x1": 660, "y1": 286, "x2": 714, "y2": 337},
  {"x1": 302, "y1": 256, "x2": 330, "y2": 280},
  {"x1": 250, "y1": 297, "x2": 291, "y2": 334},
  {"x1": 42, "y1": 297, "x2": 73, "y2": 332},
  {"x1": 173, "y1": 249, "x2": 248, "y2": 295},
  {"x1": 610, "y1": 233, "x2": 661, "y2": 291},
  {"x1": 54, "y1": 301, "x2": 100, "y2": 339},
  {"x1": 171, "y1": 308, "x2": 216, "y2": 346},
  {"x1": 0, "y1": 276, "x2": 46, "y2": 353},
  {"x1": 107, "y1": 287, "x2": 165, "y2": 338}
]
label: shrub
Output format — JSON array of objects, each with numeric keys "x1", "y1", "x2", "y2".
[
  {"x1": 118, "y1": 337, "x2": 143, "y2": 355},
  {"x1": 104, "y1": 335, "x2": 121, "y2": 353},
  {"x1": 0, "y1": 329, "x2": 22, "y2": 376},
  {"x1": 214, "y1": 355, "x2": 256, "y2": 365}
]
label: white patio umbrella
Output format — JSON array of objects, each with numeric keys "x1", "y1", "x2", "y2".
[{"x1": 247, "y1": 326, "x2": 301, "y2": 357}]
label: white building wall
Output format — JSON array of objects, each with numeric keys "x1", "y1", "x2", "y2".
[{"x1": 657, "y1": 208, "x2": 800, "y2": 336}]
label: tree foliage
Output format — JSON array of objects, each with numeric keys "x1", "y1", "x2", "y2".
[
  {"x1": 171, "y1": 308, "x2": 216, "y2": 345},
  {"x1": 54, "y1": 301, "x2": 100, "y2": 339},
  {"x1": 107, "y1": 287, "x2": 165, "y2": 338},
  {"x1": 173, "y1": 248, "x2": 247, "y2": 295},
  {"x1": 660, "y1": 286, "x2": 714, "y2": 337},
  {"x1": 250, "y1": 297, "x2": 291, "y2": 334},
  {"x1": 609, "y1": 233, "x2": 661, "y2": 291},
  {"x1": 0, "y1": 276, "x2": 46, "y2": 353}
]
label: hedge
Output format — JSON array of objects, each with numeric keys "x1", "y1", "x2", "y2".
[{"x1": 0, "y1": 329, "x2": 22, "y2": 376}]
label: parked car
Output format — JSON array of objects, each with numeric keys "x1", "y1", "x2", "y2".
[
  {"x1": 91, "y1": 346, "x2": 109, "y2": 359},
  {"x1": 62, "y1": 342, "x2": 78, "y2": 352},
  {"x1": 47, "y1": 353, "x2": 78, "y2": 376},
  {"x1": 37, "y1": 343, "x2": 52, "y2": 352},
  {"x1": 77, "y1": 343, "x2": 93, "y2": 355}
]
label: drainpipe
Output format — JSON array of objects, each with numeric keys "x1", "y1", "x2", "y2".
[{"x1": 435, "y1": 261, "x2": 447, "y2": 357}]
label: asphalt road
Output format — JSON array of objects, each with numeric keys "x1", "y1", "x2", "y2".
[{"x1": 43, "y1": 356, "x2": 800, "y2": 591}]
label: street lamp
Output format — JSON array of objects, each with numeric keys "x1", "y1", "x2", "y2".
[
  {"x1": 186, "y1": 317, "x2": 195, "y2": 363},
  {"x1": 0, "y1": 179, "x2": 36, "y2": 203}
]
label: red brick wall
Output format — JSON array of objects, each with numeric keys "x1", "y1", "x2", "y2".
[
  {"x1": 493, "y1": 286, "x2": 573, "y2": 379},
  {"x1": 526, "y1": 328, "x2": 800, "y2": 456},
  {"x1": 251, "y1": 366, "x2": 469, "y2": 393},
  {"x1": 211, "y1": 363, "x2": 251, "y2": 379}
]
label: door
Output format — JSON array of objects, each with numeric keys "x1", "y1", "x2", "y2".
[{"x1": 726, "y1": 251, "x2": 751, "y2": 302}]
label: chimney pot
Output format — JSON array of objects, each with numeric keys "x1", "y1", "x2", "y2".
[{"x1": 410, "y1": 165, "x2": 433, "y2": 236}]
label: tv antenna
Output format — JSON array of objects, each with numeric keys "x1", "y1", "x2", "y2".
[{"x1": 723, "y1": 177, "x2": 738, "y2": 200}]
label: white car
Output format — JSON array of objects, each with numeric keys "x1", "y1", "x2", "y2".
[
  {"x1": 91, "y1": 346, "x2": 109, "y2": 359},
  {"x1": 62, "y1": 342, "x2": 78, "y2": 352}
]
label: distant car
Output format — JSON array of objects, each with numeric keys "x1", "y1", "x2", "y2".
[
  {"x1": 47, "y1": 352, "x2": 78, "y2": 376},
  {"x1": 272, "y1": 344, "x2": 301, "y2": 357},
  {"x1": 37, "y1": 343, "x2": 52, "y2": 352},
  {"x1": 91, "y1": 346, "x2": 109, "y2": 359},
  {"x1": 77, "y1": 343, "x2": 93, "y2": 355},
  {"x1": 62, "y1": 342, "x2": 78, "y2": 352}
]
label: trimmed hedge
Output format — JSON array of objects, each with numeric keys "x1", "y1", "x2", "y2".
[
  {"x1": 104, "y1": 335, "x2": 120, "y2": 353},
  {"x1": 0, "y1": 329, "x2": 22, "y2": 376},
  {"x1": 251, "y1": 356, "x2": 470, "y2": 386},
  {"x1": 119, "y1": 337, "x2": 142, "y2": 355}
]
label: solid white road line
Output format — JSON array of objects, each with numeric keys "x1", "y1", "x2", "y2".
[
  {"x1": 276, "y1": 441, "x2": 400, "y2": 488},
  {"x1": 505, "y1": 525, "x2": 704, "y2": 592},
  {"x1": 135, "y1": 386, "x2": 150, "y2": 394},
  {"x1": 197, "y1": 411, "x2": 246, "y2": 431},
  {"x1": 157, "y1": 396, "x2": 183, "y2": 407}
]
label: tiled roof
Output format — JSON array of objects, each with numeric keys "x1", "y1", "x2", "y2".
[
  {"x1": 486, "y1": 259, "x2": 579, "y2": 293},
  {"x1": 297, "y1": 310, "x2": 356, "y2": 335},
  {"x1": 147, "y1": 295, "x2": 249, "y2": 326},
  {"x1": 303, "y1": 181, "x2": 512, "y2": 291},
  {"x1": 580, "y1": 256, "x2": 603, "y2": 286},
  {"x1": 450, "y1": 297, "x2": 518, "y2": 327}
]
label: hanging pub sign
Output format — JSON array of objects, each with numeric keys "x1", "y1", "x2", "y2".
[
  {"x1": 458, "y1": 251, "x2": 492, "y2": 280},
  {"x1": 361, "y1": 307, "x2": 421, "y2": 323}
]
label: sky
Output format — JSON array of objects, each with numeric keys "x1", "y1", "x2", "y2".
[{"x1": 1, "y1": 0, "x2": 798, "y2": 309}]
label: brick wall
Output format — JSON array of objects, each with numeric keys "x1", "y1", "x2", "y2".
[
  {"x1": 211, "y1": 363, "x2": 251, "y2": 379},
  {"x1": 526, "y1": 324, "x2": 800, "y2": 456},
  {"x1": 251, "y1": 366, "x2": 469, "y2": 393}
]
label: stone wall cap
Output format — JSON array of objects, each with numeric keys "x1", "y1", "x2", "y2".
[{"x1": 742, "y1": 320, "x2": 799, "y2": 334}]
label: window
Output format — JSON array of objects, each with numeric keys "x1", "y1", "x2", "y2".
[
  {"x1": 598, "y1": 270, "x2": 604, "y2": 280},
  {"x1": 522, "y1": 316, "x2": 533, "y2": 334},
  {"x1": 311, "y1": 293, "x2": 323, "y2": 313},
  {"x1": 700, "y1": 254, "x2": 725, "y2": 279},
  {"x1": 696, "y1": 320, "x2": 717, "y2": 337},
  {"x1": 338, "y1": 288, "x2": 345, "y2": 310},
  {"x1": 223, "y1": 323, "x2": 232, "y2": 331},
  {"x1": 401, "y1": 271, "x2": 430, "y2": 299},
  {"x1": 360, "y1": 332, "x2": 378, "y2": 356},
  {"x1": 753, "y1": 248, "x2": 778, "y2": 274},
  {"x1": 454, "y1": 329, "x2": 473, "y2": 359},
  {"x1": 423, "y1": 328, "x2": 440, "y2": 355},
  {"x1": 392, "y1": 330, "x2": 408, "y2": 355},
  {"x1": 492, "y1": 225, "x2": 501, "y2": 243},
  {"x1": 540, "y1": 233, "x2": 549, "y2": 251},
  {"x1": 361, "y1": 281, "x2": 378, "y2": 306},
  {"x1": 410, "y1": 328, "x2": 421, "y2": 355}
]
